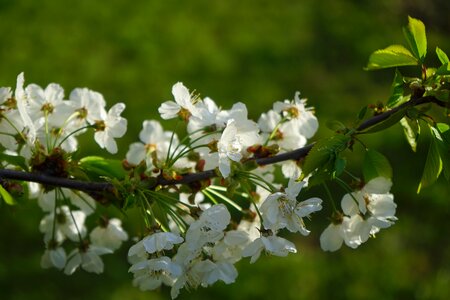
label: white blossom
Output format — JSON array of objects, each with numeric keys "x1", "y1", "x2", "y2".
[
  {"x1": 260, "y1": 177, "x2": 322, "y2": 234},
  {"x1": 142, "y1": 232, "x2": 184, "y2": 254},
  {"x1": 242, "y1": 232, "x2": 297, "y2": 264},
  {"x1": 129, "y1": 256, "x2": 182, "y2": 291},
  {"x1": 185, "y1": 204, "x2": 231, "y2": 250},
  {"x1": 39, "y1": 206, "x2": 87, "y2": 243},
  {"x1": 126, "y1": 120, "x2": 175, "y2": 169},
  {"x1": 41, "y1": 246, "x2": 67, "y2": 270},
  {"x1": 64, "y1": 245, "x2": 112, "y2": 275},
  {"x1": 320, "y1": 177, "x2": 396, "y2": 252},
  {"x1": 93, "y1": 102, "x2": 127, "y2": 154},
  {"x1": 217, "y1": 119, "x2": 260, "y2": 177},
  {"x1": 90, "y1": 218, "x2": 128, "y2": 251},
  {"x1": 69, "y1": 88, "x2": 107, "y2": 124},
  {"x1": 159, "y1": 82, "x2": 201, "y2": 120}
]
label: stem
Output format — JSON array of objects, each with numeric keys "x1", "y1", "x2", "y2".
[
  {"x1": 322, "y1": 182, "x2": 337, "y2": 212},
  {"x1": 57, "y1": 124, "x2": 93, "y2": 148}
]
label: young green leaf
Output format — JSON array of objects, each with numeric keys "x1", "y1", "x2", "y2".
[
  {"x1": 333, "y1": 156, "x2": 347, "y2": 177},
  {"x1": 366, "y1": 45, "x2": 418, "y2": 70},
  {"x1": 400, "y1": 117, "x2": 420, "y2": 152},
  {"x1": 79, "y1": 156, "x2": 126, "y2": 180},
  {"x1": 432, "y1": 124, "x2": 450, "y2": 181},
  {"x1": 403, "y1": 16, "x2": 427, "y2": 61},
  {"x1": 387, "y1": 69, "x2": 407, "y2": 108},
  {"x1": 302, "y1": 134, "x2": 350, "y2": 177},
  {"x1": 436, "y1": 47, "x2": 449, "y2": 64},
  {"x1": 363, "y1": 149, "x2": 393, "y2": 182},
  {"x1": 436, "y1": 63, "x2": 450, "y2": 76},
  {"x1": 325, "y1": 120, "x2": 346, "y2": 132},
  {"x1": 357, "y1": 106, "x2": 368, "y2": 121},
  {"x1": 417, "y1": 127, "x2": 443, "y2": 193},
  {"x1": 0, "y1": 152, "x2": 28, "y2": 170},
  {"x1": 0, "y1": 184, "x2": 16, "y2": 205}
]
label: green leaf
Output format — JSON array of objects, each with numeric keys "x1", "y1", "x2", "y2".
[
  {"x1": 366, "y1": 45, "x2": 418, "y2": 70},
  {"x1": 302, "y1": 134, "x2": 350, "y2": 177},
  {"x1": 79, "y1": 156, "x2": 126, "y2": 180},
  {"x1": 0, "y1": 184, "x2": 16, "y2": 205},
  {"x1": 333, "y1": 156, "x2": 347, "y2": 177},
  {"x1": 436, "y1": 63, "x2": 450, "y2": 75},
  {"x1": 387, "y1": 69, "x2": 407, "y2": 108},
  {"x1": 0, "y1": 152, "x2": 28, "y2": 170},
  {"x1": 363, "y1": 149, "x2": 393, "y2": 182},
  {"x1": 429, "y1": 89, "x2": 450, "y2": 102},
  {"x1": 357, "y1": 106, "x2": 368, "y2": 121},
  {"x1": 403, "y1": 16, "x2": 427, "y2": 61},
  {"x1": 433, "y1": 124, "x2": 450, "y2": 181},
  {"x1": 359, "y1": 107, "x2": 407, "y2": 134},
  {"x1": 436, "y1": 47, "x2": 449, "y2": 64},
  {"x1": 400, "y1": 117, "x2": 420, "y2": 152},
  {"x1": 325, "y1": 120, "x2": 346, "y2": 132},
  {"x1": 417, "y1": 126, "x2": 443, "y2": 193}
]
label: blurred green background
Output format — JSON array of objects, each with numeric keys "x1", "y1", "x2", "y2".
[{"x1": 1, "y1": 0, "x2": 449, "y2": 299}]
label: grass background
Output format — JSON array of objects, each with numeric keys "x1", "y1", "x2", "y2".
[{"x1": 0, "y1": 0, "x2": 449, "y2": 299}]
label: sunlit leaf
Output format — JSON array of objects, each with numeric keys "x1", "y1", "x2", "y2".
[
  {"x1": 403, "y1": 16, "x2": 427, "y2": 61},
  {"x1": 363, "y1": 149, "x2": 393, "y2": 182},
  {"x1": 79, "y1": 156, "x2": 126, "y2": 180},
  {"x1": 433, "y1": 124, "x2": 450, "y2": 181},
  {"x1": 417, "y1": 127, "x2": 443, "y2": 193},
  {"x1": 366, "y1": 45, "x2": 418, "y2": 70},
  {"x1": 0, "y1": 184, "x2": 16, "y2": 205},
  {"x1": 436, "y1": 47, "x2": 449, "y2": 64},
  {"x1": 400, "y1": 117, "x2": 420, "y2": 152}
]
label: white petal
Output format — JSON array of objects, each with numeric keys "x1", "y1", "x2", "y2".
[{"x1": 320, "y1": 224, "x2": 344, "y2": 252}]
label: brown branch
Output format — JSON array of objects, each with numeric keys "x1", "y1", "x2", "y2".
[
  {"x1": 356, "y1": 95, "x2": 438, "y2": 132},
  {"x1": 0, "y1": 95, "x2": 440, "y2": 197},
  {"x1": 0, "y1": 169, "x2": 113, "y2": 193}
]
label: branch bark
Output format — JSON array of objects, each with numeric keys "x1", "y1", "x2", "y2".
[{"x1": 0, "y1": 95, "x2": 442, "y2": 196}]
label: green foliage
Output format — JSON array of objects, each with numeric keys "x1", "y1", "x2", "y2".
[
  {"x1": 433, "y1": 123, "x2": 450, "y2": 181},
  {"x1": 366, "y1": 16, "x2": 428, "y2": 70},
  {"x1": 403, "y1": 16, "x2": 427, "y2": 61},
  {"x1": 387, "y1": 70, "x2": 408, "y2": 108},
  {"x1": 0, "y1": 152, "x2": 28, "y2": 170},
  {"x1": 363, "y1": 149, "x2": 393, "y2": 182},
  {"x1": 0, "y1": 184, "x2": 16, "y2": 205},
  {"x1": 436, "y1": 47, "x2": 449, "y2": 64},
  {"x1": 400, "y1": 117, "x2": 420, "y2": 152},
  {"x1": 359, "y1": 107, "x2": 408, "y2": 134},
  {"x1": 365, "y1": 45, "x2": 418, "y2": 70},
  {"x1": 78, "y1": 156, "x2": 126, "y2": 180},
  {"x1": 302, "y1": 134, "x2": 350, "y2": 180},
  {"x1": 417, "y1": 126, "x2": 443, "y2": 193}
]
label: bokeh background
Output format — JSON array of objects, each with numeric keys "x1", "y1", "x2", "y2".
[{"x1": 1, "y1": 0, "x2": 449, "y2": 299}]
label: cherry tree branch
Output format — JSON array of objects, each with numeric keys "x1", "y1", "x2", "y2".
[{"x1": 0, "y1": 95, "x2": 443, "y2": 196}]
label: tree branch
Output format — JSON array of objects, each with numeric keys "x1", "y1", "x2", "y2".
[{"x1": 0, "y1": 95, "x2": 440, "y2": 197}]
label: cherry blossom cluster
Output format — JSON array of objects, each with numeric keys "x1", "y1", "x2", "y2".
[
  {"x1": 1, "y1": 73, "x2": 128, "y2": 273},
  {"x1": 0, "y1": 73, "x2": 127, "y2": 156},
  {"x1": 0, "y1": 75, "x2": 398, "y2": 298},
  {"x1": 320, "y1": 177, "x2": 397, "y2": 251}
]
